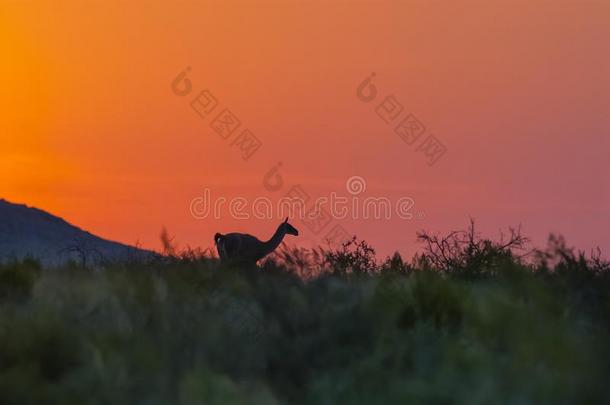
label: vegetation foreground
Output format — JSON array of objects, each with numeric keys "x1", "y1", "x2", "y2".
[{"x1": 0, "y1": 227, "x2": 609, "y2": 404}]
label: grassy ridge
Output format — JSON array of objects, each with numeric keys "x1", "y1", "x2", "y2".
[{"x1": 0, "y1": 232, "x2": 609, "y2": 404}]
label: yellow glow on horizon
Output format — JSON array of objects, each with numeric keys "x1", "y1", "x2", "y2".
[
  {"x1": 0, "y1": 1, "x2": 608, "y2": 255},
  {"x1": 0, "y1": 8, "x2": 59, "y2": 204}
]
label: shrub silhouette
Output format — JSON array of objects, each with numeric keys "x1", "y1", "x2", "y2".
[{"x1": 0, "y1": 222, "x2": 608, "y2": 404}]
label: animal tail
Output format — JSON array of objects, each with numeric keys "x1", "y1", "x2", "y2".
[{"x1": 214, "y1": 233, "x2": 227, "y2": 260}]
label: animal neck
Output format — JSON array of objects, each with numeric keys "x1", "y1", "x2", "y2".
[{"x1": 263, "y1": 225, "x2": 286, "y2": 256}]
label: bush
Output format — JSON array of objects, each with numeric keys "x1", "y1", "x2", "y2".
[{"x1": 0, "y1": 225, "x2": 608, "y2": 404}]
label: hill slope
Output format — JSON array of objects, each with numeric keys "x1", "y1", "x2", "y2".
[{"x1": 0, "y1": 199, "x2": 152, "y2": 266}]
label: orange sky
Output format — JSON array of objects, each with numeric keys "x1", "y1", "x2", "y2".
[{"x1": 1, "y1": 0, "x2": 609, "y2": 257}]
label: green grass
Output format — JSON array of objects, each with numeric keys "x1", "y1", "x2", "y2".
[{"x1": 0, "y1": 232, "x2": 609, "y2": 404}]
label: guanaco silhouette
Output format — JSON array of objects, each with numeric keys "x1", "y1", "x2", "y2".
[{"x1": 214, "y1": 218, "x2": 299, "y2": 265}]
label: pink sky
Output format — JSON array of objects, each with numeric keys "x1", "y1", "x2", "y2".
[{"x1": 1, "y1": 1, "x2": 608, "y2": 257}]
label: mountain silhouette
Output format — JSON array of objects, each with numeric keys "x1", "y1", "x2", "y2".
[{"x1": 0, "y1": 199, "x2": 153, "y2": 266}]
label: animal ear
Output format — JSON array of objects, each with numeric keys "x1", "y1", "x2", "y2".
[{"x1": 284, "y1": 217, "x2": 288, "y2": 223}]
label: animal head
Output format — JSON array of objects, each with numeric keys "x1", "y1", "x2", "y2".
[{"x1": 280, "y1": 217, "x2": 299, "y2": 236}]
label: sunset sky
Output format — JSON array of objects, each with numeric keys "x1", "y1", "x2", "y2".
[{"x1": 1, "y1": 0, "x2": 608, "y2": 257}]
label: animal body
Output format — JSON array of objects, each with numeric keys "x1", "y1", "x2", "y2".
[{"x1": 215, "y1": 218, "x2": 299, "y2": 265}]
